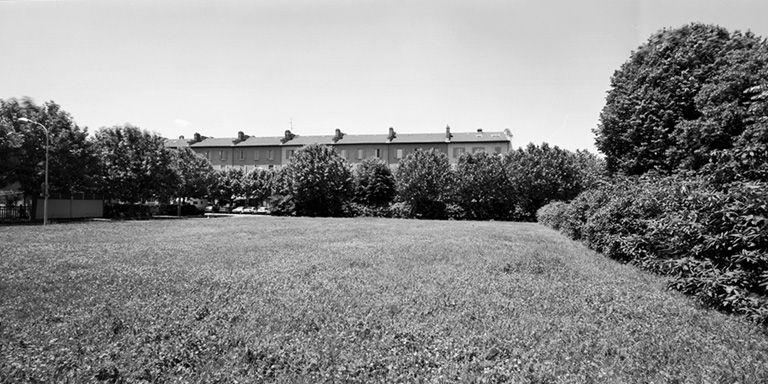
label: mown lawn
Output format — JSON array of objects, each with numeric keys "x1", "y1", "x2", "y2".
[{"x1": 1, "y1": 217, "x2": 767, "y2": 383}]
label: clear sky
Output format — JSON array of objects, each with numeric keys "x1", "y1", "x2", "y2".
[{"x1": 2, "y1": 0, "x2": 767, "y2": 151}]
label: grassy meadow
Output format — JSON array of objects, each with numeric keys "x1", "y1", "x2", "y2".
[{"x1": 1, "y1": 216, "x2": 767, "y2": 383}]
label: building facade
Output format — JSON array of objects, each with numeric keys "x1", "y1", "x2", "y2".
[{"x1": 166, "y1": 127, "x2": 513, "y2": 170}]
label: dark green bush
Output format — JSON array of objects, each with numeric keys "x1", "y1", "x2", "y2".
[
  {"x1": 541, "y1": 176, "x2": 768, "y2": 324},
  {"x1": 504, "y1": 143, "x2": 604, "y2": 221},
  {"x1": 276, "y1": 144, "x2": 353, "y2": 217},
  {"x1": 453, "y1": 152, "x2": 513, "y2": 220},
  {"x1": 353, "y1": 158, "x2": 397, "y2": 207},
  {"x1": 395, "y1": 149, "x2": 453, "y2": 219},
  {"x1": 536, "y1": 201, "x2": 569, "y2": 230}
]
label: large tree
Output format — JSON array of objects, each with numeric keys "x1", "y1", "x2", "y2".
[
  {"x1": 93, "y1": 125, "x2": 179, "y2": 203},
  {"x1": 353, "y1": 158, "x2": 396, "y2": 207},
  {"x1": 595, "y1": 23, "x2": 768, "y2": 175},
  {"x1": 0, "y1": 98, "x2": 97, "y2": 201},
  {"x1": 453, "y1": 152, "x2": 513, "y2": 220},
  {"x1": 279, "y1": 144, "x2": 352, "y2": 217},
  {"x1": 241, "y1": 168, "x2": 274, "y2": 206},
  {"x1": 395, "y1": 149, "x2": 453, "y2": 219},
  {"x1": 504, "y1": 143, "x2": 590, "y2": 221},
  {"x1": 171, "y1": 147, "x2": 216, "y2": 200}
]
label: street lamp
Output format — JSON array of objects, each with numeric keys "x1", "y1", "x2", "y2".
[{"x1": 17, "y1": 118, "x2": 50, "y2": 226}]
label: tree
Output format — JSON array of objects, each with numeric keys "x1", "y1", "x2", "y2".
[
  {"x1": 93, "y1": 124, "x2": 179, "y2": 203},
  {"x1": 595, "y1": 23, "x2": 768, "y2": 175},
  {"x1": 453, "y1": 152, "x2": 513, "y2": 220},
  {"x1": 395, "y1": 149, "x2": 453, "y2": 219},
  {"x1": 209, "y1": 167, "x2": 245, "y2": 205},
  {"x1": 0, "y1": 98, "x2": 98, "y2": 202},
  {"x1": 279, "y1": 144, "x2": 352, "y2": 217},
  {"x1": 171, "y1": 147, "x2": 215, "y2": 200},
  {"x1": 353, "y1": 158, "x2": 396, "y2": 207},
  {"x1": 504, "y1": 143, "x2": 587, "y2": 221},
  {"x1": 242, "y1": 168, "x2": 274, "y2": 205}
]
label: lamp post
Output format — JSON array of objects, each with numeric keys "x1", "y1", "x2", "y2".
[{"x1": 17, "y1": 118, "x2": 49, "y2": 226}]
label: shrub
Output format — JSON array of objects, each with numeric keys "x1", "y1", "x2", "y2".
[
  {"x1": 279, "y1": 144, "x2": 352, "y2": 217},
  {"x1": 541, "y1": 176, "x2": 768, "y2": 324},
  {"x1": 536, "y1": 201, "x2": 569, "y2": 230},
  {"x1": 353, "y1": 158, "x2": 397, "y2": 207},
  {"x1": 395, "y1": 149, "x2": 453, "y2": 219},
  {"x1": 388, "y1": 202, "x2": 412, "y2": 218},
  {"x1": 453, "y1": 152, "x2": 513, "y2": 220},
  {"x1": 345, "y1": 202, "x2": 391, "y2": 218}
]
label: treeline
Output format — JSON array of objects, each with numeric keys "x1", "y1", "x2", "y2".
[
  {"x1": 537, "y1": 23, "x2": 768, "y2": 324},
  {"x1": 213, "y1": 142, "x2": 604, "y2": 221},
  {"x1": 0, "y1": 98, "x2": 603, "y2": 220}
]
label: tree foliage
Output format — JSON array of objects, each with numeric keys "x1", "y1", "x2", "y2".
[
  {"x1": 0, "y1": 98, "x2": 98, "y2": 199},
  {"x1": 172, "y1": 147, "x2": 215, "y2": 200},
  {"x1": 453, "y1": 152, "x2": 512, "y2": 220},
  {"x1": 395, "y1": 149, "x2": 453, "y2": 219},
  {"x1": 279, "y1": 144, "x2": 352, "y2": 217},
  {"x1": 596, "y1": 23, "x2": 768, "y2": 176},
  {"x1": 93, "y1": 124, "x2": 179, "y2": 203},
  {"x1": 242, "y1": 168, "x2": 274, "y2": 205},
  {"x1": 504, "y1": 143, "x2": 601, "y2": 221},
  {"x1": 353, "y1": 158, "x2": 397, "y2": 207}
]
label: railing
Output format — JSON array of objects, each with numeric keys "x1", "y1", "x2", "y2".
[{"x1": 0, "y1": 206, "x2": 32, "y2": 223}]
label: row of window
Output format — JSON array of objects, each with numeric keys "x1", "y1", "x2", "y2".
[{"x1": 204, "y1": 146, "x2": 504, "y2": 162}]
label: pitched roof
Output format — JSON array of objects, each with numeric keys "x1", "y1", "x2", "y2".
[
  {"x1": 283, "y1": 135, "x2": 335, "y2": 146},
  {"x1": 190, "y1": 137, "x2": 236, "y2": 147},
  {"x1": 449, "y1": 131, "x2": 509, "y2": 143},
  {"x1": 389, "y1": 133, "x2": 447, "y2": 144},
  {"x1": 333, "y1": 134, "x2": 389, "y2": 144},
  {"x1": 235, "y1": 136, "x2": 283, "y2": 147},
  {"x1": 164, "y1": 139, "x2": 190, "y2": 148}
]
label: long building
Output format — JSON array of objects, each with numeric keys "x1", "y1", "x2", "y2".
[{"x1": 166, "y1": 126, "x2": 513, "y2": 170}]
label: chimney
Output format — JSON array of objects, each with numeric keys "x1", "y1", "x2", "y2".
[
  {"x1": 333, "y1": 128, "x2": 344, "y2": 143},
  {"x1": 237, "y1": 131, "x2": 245, "y2": 142},
  {"x1": 476, "y1": 128, "x2": 483, "y2": 133},
  {"x1": 281, "y1": 129, "x2": 295, "y2": 144},
  {"x1": 445, "y1": 125, "x2": 452, "y2": 142},
  {"x1": 179, "y1": 135, "x2": 185, "y2": 140},
  {"x1": 387, "y1": 127, "x2": 397, "y2": 142},
  {"x1": 193, "y1": 132, "x2": 202, "y2": 143}
]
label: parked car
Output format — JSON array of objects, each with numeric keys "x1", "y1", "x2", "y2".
[
  {"x1": 255, "y1": 206, "x2": 270, "y2": 215},
  {"x1": 232, "y1": 206, "x2": 245, "y2": 214},
  {"x1": 242, "y1": 206, "x2": 258, "y2": 214},
  {"x1": 204, "y1": 205, "x2": 219, "y2": 213},
  {"x1": 219, "y1": 205, "x2": 232, "y2": 213}
]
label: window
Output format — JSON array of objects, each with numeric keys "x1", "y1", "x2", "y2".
[
  {"x1": 472, "y1": 147, "x2": 484, "y2": 154},
  {"x1": 254, "y1": 150, "x2": 260, "y2": 161},
  {"x1": 287, "y1": 150, "x2": 294, "y2": 158},
  {"x1": 396, "y1": 149, "x2": 403, "y2": 159},
  {"x1": 357, "y1": 149, "x2": 364, "y2": 160},
  {"x1": 239, "y1": 149, "x2": 244, "y2": 160},
  {"x1": 268, "y1": 150, "x2": 274, "y2": 160},
  {"x1": 453, "y1": 147, "x2": 465, "y2": 158},
  {"x1": 375, "y1": 148, "x2": 381, "y2": 158},
  {"x1": 494, "y1": 146, "x2": 502, "y2": 154},
  {"x1": 205, "y1": 151, "x2": 210, "y2": 159},
  {"x1": 219, "y1": 150, "x2": 225, "y2": 160},
  {"x1": 340, "y1": 149, "x2": 348, "y2": 159}
]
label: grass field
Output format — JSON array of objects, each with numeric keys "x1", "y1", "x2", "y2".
[{"x1": 1, "y1": 217, "x2": 767, "y2": 383}]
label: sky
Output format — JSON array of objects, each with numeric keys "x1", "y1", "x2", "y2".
[{"x1": 2, "y1": 0, "x2": 767, "y2": 152}]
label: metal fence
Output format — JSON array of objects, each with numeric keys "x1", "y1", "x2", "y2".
[{"x1": 0, "y1": 206, "x2": 32, "y2": 223}]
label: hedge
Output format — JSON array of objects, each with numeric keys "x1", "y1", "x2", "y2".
[{"x1": 537, "y1": 176, "x2": 768, "y2": 324}]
